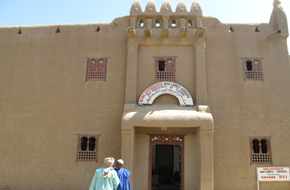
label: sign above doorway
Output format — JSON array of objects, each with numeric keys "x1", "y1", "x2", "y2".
[{"x1": 138, "y1": 81, "x2": 194, "y2": 107}]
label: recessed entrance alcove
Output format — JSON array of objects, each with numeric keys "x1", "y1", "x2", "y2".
[
  {"x1": 121, "y1": 104, "x2": 214, "y2": 190},
  {"x1": 134, "y1": 127, "x2": 198, "y2": 190}
]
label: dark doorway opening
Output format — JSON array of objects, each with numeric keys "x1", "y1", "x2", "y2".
[{"x1": 152, "y1": 145, "x2": 181, "y2": 190}]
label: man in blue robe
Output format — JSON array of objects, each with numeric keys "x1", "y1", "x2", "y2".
[
  {"x1": 89, "y1": 157, "x2": 120, "y2": 190},
  {"x1": 114, "y1": 159, "x2": 131, "y2": 190}
]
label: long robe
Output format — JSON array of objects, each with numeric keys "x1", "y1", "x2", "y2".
[
  {"x1": 89, "y1": 167, "x2": 120, "y2": 190},
  {"x1": 114, "y1": 168, "x2": 131, "y2": 190}
]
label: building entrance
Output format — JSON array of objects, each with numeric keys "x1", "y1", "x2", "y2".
[
  {"x1": 152, "y1": 145, "x2": 181, "y2": 190},
  {"x1": 149, "y1": 135, "x2": 184, "y2": 190}
]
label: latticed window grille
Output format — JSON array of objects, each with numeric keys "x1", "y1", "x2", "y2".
[
  {"x1": 250, "y1": 137, "x2": 272, "y2": 164},
  {"x1": 86, "y1": 58, "x2": 107, "y2": 81},
  {"x1": 245, "y1": 71, "x2": 263, "y2": 79},
  {"x1": 155, "y1": 57, "x2": 176, "y2": 81},
  {"x1": 243, "y1": 58, "x2": 264, "y2": 80},
  {"x1": 77, "y1": 134, "x2": 101, "y2": 162}
]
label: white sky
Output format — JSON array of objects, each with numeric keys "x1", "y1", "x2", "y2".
[{"x1": 0, "y1": 0, "x2": 289, "y2": 51}]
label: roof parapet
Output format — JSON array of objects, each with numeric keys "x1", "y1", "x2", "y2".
[{"x1": 129, "y1": 0, "x2": 203, "y2": 17}]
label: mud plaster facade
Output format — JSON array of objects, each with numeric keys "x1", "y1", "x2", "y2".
[{"x1": 0, "y1": 0, "x2": 289, "y2": 190}]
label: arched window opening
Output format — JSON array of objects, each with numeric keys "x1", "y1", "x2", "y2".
[
  {"x1": 246, "y1": 60, "x2": 252, "y2": 71},
  {"x1": 261, "y1": 139, "x2": 268, "y2": 153},
  {"x1": 188, "y1": 20, "x2": 192, "y2": 27},
  {"x1": 158, "y1": 60, "x2": 165, "y2": 71},
  {"x1": 140, "y1": 19, "x2": 144, "y2": 27},
  {"x1": 81, "y1": 137, "x2": 88, "y2": 150},
  {"x1": 172, "y1": 19, "x2": 176, "y2": 27},
  {"x1": 250, "y1": 137, "x2": 271, "y2": 164},
  {"x1": 155, "y1": 20, "x2": 160, "y2": 27},
  {"x1": 89, "y1": 137, "x2": 96, "y2": 151},
  {"x1": 77, "y1": 134, "x2": 101, "y2": 162},
  {"x1": 252, "y1": 139, "x2": 260, "y2": 153}
]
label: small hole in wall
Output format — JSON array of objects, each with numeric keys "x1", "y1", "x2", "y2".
[
  {"x1": 17, "y1": 29, "x2": 22, "y2": 34},
  {"x1": 228, "y1": 26, "x2": 234, "y2": 32},
  {"x1": 155, "y1": 20, "x2": 160, "y2": 27},
  {"x1": 255, "y1": 27, "x2": 260, "y2": 32},
  {"x1": 96, "y1": 26, "x2": 101, "y2": 32},
  {"x1": 188, "y1": 20, "x2": 192, "y2": 27},
  {"x1": 172, "y1": 19, "x2": 176, "y2": 27},
  {"x1": 55, "y1": 27, "x2": 60, "y2": 33},
  {"x1": 140, "y1": 19, "x2": 144, "y2": 27}
]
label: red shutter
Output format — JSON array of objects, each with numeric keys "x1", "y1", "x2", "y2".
[
  {"x1": 89, "y1": 59, "x2": 97, "y2": 71},
  {"x1": 165, "y1": 59, "x2": 174, "y2": 71},
  {"x1": 253, "y1": 60, "x2": 261, "y2": 71},
  {"x1": 97, "y1": 59, "x2": 105, "y2": 71}
]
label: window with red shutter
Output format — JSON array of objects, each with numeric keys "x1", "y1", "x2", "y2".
[
  {"x1": 243, "y1": 58, "x2": 263, "y2": 80},
  {"x1": 86, "y1": 58, "x2": 107, "y2": 81},
  {"x1": 155, "y1": 57, "x2": 176, "y2": 81}
]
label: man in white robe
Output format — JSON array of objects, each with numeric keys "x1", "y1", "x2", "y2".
[{"x1": 89, "y1": 157, "x2": 120, "y2": 190}]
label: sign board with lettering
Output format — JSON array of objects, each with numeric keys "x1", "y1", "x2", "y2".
[
  {"x1": 138, "y1": 82, "x2": 194, "y2": 107},
  {"x1": 256, "y1": 167, "x2": 290, "y2": 182}
]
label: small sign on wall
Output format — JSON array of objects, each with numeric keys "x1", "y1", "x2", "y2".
[{"x1": 256, "y1": 167, "x2": 290, "y2": 182}]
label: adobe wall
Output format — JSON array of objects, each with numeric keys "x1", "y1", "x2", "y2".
[
  {"x1": 203, "y1": 17, "x2": 290, "y2": 190},
  {"x1": 0, "y1": 17, "x2": 129, "y2": 190},
  {"x1": 0, "y1": 0, "x2": 289, "y2": 189}
]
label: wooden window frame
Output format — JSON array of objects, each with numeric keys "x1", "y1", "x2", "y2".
[
  {"x1": 76, "y1": 134, "x2": 101, "y2": 162},
  {"x1": 148, "y1": 134, "x2": 184, "y2": 190},
  {"x1": 249, "y1": 137, "x2": 272, "y2": 165},
  {"x1": 242, "y1": 58, "x2": 264, "y2": 80},
  {"x1": 86, "y1": 57, "x2": 107, "y2": 81},
  {"x1": 155, "y1": 57, "x2": 177, "y2": 81}
]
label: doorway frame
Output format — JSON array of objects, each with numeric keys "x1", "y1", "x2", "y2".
[{"x1": 148, "y1": 134, "x2": 185, "y2": 190}]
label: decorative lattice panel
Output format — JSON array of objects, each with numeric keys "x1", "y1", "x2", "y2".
[
  {"x1": 78, "y1": 150, "x2": 96, "y2": 160},
  {"x1": 252, "y1": 153, "x2": 271, "y2": 163},
  {"x1": 150, "y1": 135, "x2": 183, "y2": 142},
  {"x1": 87, "y1": 71, "x2": 106, "y2": 80},
  {"x1": 156, "y1": 71, "x2": 175, "y2": 80},
  {"x1": 245, "y1": 71, "x2": 263, "y2": 80}
]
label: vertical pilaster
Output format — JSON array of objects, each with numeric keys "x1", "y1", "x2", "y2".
[
  {"x1": 161, "y1": 16, "x2": 170, "y2": 37},
  {"x1": 130, "y1": 16, "x2": 136, "y2": 28},
  {"x1": 179, "y1": 18, "x2": 186, "y2": 28},
  {"x1": 199, "y1": 128, "x2": 214, "y2": 190},
  {"x1": 145, "y1": 19, "x2": 153, "y2": 29},
  {"x1": 125, "y1": 41, "x2": 138, "y2": 104},
  {"x1": 121, "y1": 128, "x2": 134, "y2": 187},
  {"x1": 196, "y1": 17, "x2": 203, "y2": 28},
  {"x1": 163, "y1": 16, "x2": 169, "y2": 28},
  {"x1": 195, "y1": 45, "x2": 208, "y2": 106}
]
